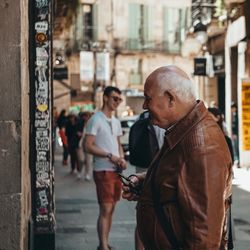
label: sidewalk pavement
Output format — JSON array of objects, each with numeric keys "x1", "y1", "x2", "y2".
[
  {"x1": 55, "y1": 148, "x2": 250, "y2": 250},
  {"x1": 231, "y1": 166, "x2": 250, "y2": 250},
  {"x1": 55, "y1": 149, "x2": 137, "y2": 250}
]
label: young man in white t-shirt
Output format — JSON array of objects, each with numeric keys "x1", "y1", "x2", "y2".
[{"x1": 85, "y1": 86, "x2": 127, "y2": 250}]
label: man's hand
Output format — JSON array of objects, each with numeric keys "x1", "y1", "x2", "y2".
[
  {"x1": 117, "y1": 158, "x2": 127, "y2": 170},
  {"x1": 109, "y1": 155, "x2": 127, "y2": 171},
  {"x1": 122, "y1": 174, "x2": 144, "y2": 201}
]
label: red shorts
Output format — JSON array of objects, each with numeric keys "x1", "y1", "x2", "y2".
[{"x1": 93, "y1": 171, "x2": 122, "y2": 204}]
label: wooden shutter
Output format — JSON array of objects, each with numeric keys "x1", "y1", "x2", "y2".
[
  {"x1": 128, "y1": 3, "x2": 140, "y2": 49},
  {"x1": 92, "y1": 3, "x2": 98, "y2": 41}
]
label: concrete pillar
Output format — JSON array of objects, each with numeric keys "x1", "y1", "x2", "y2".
[
  {"x1": 0, "y1": 0, "x2": 31, "y2": 250},
  {"x1": 225, "y1": 38, "x2": 232, "y2": 135}
]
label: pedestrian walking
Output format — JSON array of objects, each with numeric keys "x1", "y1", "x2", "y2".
[
  {"x1": 231, "y1": 102, "x2": 239, "y2": 167},
  {"x1": 85, "y1": 86, "x2": 127, "y2": 250},
  {"x1": 77, "y1": 111, "x2": 93, "y2": 181},
  {"x1": 123, "y1": 65, "x2": 233, "y2": 249},
  {"x1": 65, "y1": 113, "x2": 81, "y2": 174},
  {"x1": 57, "y1": 109, "x2": 69, "y2": 165}
]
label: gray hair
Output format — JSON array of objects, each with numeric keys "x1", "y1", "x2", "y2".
[{"x1": 157, "y1": 70, "x2": 196, "y2": 102}]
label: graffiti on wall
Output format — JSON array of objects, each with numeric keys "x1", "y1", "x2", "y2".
[{"x1": 33, "y1": 0, "x2": 54, "y2": 230}]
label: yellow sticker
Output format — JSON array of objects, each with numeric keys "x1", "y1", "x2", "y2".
[{"x1": 37, "y1": 104, "x2": 48, "y2": 112}]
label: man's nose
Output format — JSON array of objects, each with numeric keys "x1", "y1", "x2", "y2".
[{"x1": 142, "y1": 100, "x2": 147, "y2": 110}]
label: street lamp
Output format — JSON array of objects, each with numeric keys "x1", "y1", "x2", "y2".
[{"x1": 193, "y1": 19, "x2": 208, "y2": 45}]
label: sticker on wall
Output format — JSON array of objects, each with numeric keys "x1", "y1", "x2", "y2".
[
  {"x1": 37, "y1": 104, "x2": 48, "y2": 112},
  {"x1": 35, "y1": 0, "x2": 49, "y2": 9},
  {"x1": 35, "y1": 109, "x2": 49, "y2": 120},
  {"x1": 35, "y1": 66, "x2": 47, "y2": 82},
  {"x1": 36, "y1": 137, "x2": 49, "y2": 151},
  {"x1": 36, "y1": 47, "x2": 49, "y2": 66},
  {"x1": 36, "y1": 161, "x2": 49, "y2": 171},
  {"x1": 35, "y1": 21, "x2": 48, "y2": 33},
  {"x1": 36, "y1": 32, "x2": 47, "y2": 44},
  {"x1": 35, "y1": 118, "x2": 49, "y2": 128}
]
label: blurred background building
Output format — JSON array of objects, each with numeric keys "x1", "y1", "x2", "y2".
[{"x1": 53, "y1": 0, "x2": 193, "y2": 114}]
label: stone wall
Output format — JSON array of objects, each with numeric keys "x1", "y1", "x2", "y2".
[{"x1": 0, "y1": 0, "x2": 31, "y2": 249}]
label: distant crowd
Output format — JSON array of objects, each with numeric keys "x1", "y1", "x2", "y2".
[{"x1": 54, "y1": 109, "x2": 93, "y2": 180}]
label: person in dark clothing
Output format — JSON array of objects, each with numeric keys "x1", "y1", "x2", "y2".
[
  {"x1": 129, "y1": 111, "x2": 165, "y2": 250},
  {"x1": 57, "y1": 109, "x2": 69, "y2": 165},
  {"x1": 76, "y1": 111, "x2": 93, "y2": 180},
  {"x1": 65, "y1": 114, "x2": 81, "y2": 174},
  {"x1": 231, "y1": 102, "x2": 239, "y2": 166},
  {"x1": 208, "y1": 107, "x2": 234, "y2": 162}
]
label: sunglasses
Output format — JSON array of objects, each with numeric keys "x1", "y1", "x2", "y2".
[{"x1": 110, "y1": 95, "x2": 123, "y2": 103}]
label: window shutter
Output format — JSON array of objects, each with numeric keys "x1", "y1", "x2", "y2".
[
  {"x1": 147, "y1": 6, "x2": 154, "y2": 47},
  {"x1": 128, "y1": 3, "x2": 140, "y2": 49},
  {"x1": 92, "y1": 4, "x2": 98, "y2": 41},
  {"x1": 128, "y1": 4, "x2": 140, "y2": 39},
  {"x1": 163, "y1": 7, "x2": 182, "y2": 53},
  {"x1": 75, "y1": 5, "x2": 83, "y2": 42}
]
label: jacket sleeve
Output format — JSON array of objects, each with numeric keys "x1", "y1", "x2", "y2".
[{"x1": 178, "y1": 146, "x2": 230, "y2": 249}]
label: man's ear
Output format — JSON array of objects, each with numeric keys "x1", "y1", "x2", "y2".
[
  {"x1": 103, "y1": 95, "x2": 108, "y2": 102},
  {"x1": 164, "y1": 90, "x2": 175, "y2": 107}
]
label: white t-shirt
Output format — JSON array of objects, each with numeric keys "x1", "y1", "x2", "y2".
[
  {"x1": 153, "y1": 125, "x2": 165, "y2": 149},
  {"x1": 85, "y1": 111, "x2": 123, "y2": 171}
]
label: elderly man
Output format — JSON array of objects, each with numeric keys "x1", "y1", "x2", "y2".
[{"x1": 123, "y1": 66, "x2": 232, "y2": 249}]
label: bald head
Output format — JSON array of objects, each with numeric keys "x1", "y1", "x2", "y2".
[{"x1": 145, "y1": 65, "x2": 196, "y2": 103}]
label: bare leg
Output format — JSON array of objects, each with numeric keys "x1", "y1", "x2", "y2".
[
  {"x1": 84, "y1": 152, "x2": 93, "y2": 179},
  {"x1": 97, "y1": 203, "x2": 115, "y2": 250}
]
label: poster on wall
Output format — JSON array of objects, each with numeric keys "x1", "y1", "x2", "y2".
[
  {"x1": 80, "y1": 51, "x2": 94, "y2": 81},
  {"x1": 96, "y1": 52, "x2": 110, "y2": 81},
  {"x1": 241, "y1": 79, "x2": 250, "y2": 151}
]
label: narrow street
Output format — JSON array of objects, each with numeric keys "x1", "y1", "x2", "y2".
[{"x1": 54, "y1": 147, "x2": 250, "y2": 250}]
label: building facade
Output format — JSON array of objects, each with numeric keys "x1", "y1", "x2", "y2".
[
  {"x1": 224, "y1": 0, "x2": 250, "y2": 167},
  {"x1": 53, "y1": 0, "x2": 195, "y2": 115}
]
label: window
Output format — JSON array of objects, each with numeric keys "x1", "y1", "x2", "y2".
[
  {"x1": 75, "y1": 3, "x2": 98, "y2": 49},
  {"x1": 129, "y1": 59, "x2": 142, "y2": 85},
  {"x1": 163, "y1": 7, "x2": 187, "y2": 53},
  {"x1": 82, "y1": 4, "x2": 93, "y2": 41},
  {"x1": 128, "y1": 4, "x2": 153, "y2": 50}
]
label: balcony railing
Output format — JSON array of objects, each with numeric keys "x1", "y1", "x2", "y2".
[{"x1": 70, "y1": 38, "x2": 182, "y2": 54}]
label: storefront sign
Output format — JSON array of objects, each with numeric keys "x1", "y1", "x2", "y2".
[
  {"x1": 242, "y1": 79, "x2": 250, "y2": 150},
  {"x1": 213, "y1": 54, "x2": 224, "y2": 72},
  {"x1": 194, "y1": 57, "x2": 206, "y2": 76}
]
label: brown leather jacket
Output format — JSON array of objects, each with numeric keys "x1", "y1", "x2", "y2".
[{"x1": 137, "y1": 101, "x2": 232, "y2": 250}]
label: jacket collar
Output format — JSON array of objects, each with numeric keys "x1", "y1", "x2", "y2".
[{"x1": 164, "y1": 100, "x2": 208, "y2": 150}]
